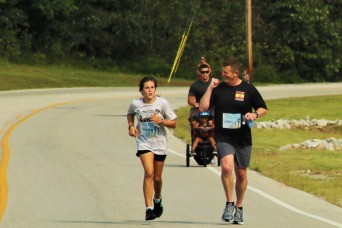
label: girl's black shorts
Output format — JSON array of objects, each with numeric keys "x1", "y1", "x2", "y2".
[{"x1": 136, "y1": 150, "x2": 167, "y2": 161}]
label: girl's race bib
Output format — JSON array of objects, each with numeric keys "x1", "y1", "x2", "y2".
[{"x1": 140, "y1": 122, "x2": 160, "y2": 137}]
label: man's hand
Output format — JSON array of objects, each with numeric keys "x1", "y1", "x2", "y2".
[
  {"x1": 210, "y1": 78, "x2": 220, "y2": 89},
  {"x1": 244, "y1": 112, "x2": 258, "y2": 121}
]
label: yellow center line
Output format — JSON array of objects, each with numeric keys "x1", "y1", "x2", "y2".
[{"x1": 0, "y1": 99, "x2": 94, "y2": 221}]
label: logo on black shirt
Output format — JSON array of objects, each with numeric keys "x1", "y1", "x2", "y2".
[{"x1": 235, "y1": 91, "x2": 245, "y2": 101}]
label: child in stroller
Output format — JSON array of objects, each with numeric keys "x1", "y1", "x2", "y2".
[{"x1": 191, "y1": 111, "x2": 217, "y2": 154}]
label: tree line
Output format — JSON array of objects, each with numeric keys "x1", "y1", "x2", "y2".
[{"x1": 0, "y1": 0, "x2": 341, "y2": 82}]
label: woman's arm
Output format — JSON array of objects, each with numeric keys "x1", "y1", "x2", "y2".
[
  {"x1": 161, "y1": 118, "x2": 177, "y2": 129},
  {"x1": 127, "y1": 114, "x2": 139, "y2": 137}
]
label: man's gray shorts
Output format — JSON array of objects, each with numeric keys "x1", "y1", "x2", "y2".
[{"x1": 216, "y1": 142, "x2": 252, "y2": 168}]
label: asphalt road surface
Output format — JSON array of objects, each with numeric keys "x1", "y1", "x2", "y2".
[{"x1": 0, "y1": 83, "x2": 342, "y2": 227}]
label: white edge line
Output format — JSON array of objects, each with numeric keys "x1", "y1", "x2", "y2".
[{"x1": 168, "y1": 148, "x2": 342, "y2": 228}]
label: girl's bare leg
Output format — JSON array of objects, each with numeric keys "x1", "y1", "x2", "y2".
[{"x1": 140, "y1": 152, "x2": 155, "y2": 207}]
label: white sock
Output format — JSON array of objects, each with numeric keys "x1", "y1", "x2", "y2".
[
  {"x1": 146, "y1": 206, "x2": 153, "y2": 211},
  {"x1": 153, "y1": 197, "x2": 161, "y2": 203}
]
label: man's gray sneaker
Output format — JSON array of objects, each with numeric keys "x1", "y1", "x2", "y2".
[
  {"x1": 233, "y1": 206, "x2": 244, "y2": 225},
  {"x1": 222, "y1": 203, "x2": 235, "y2": 222}
]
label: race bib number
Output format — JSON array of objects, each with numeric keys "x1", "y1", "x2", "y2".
[
  {"x1": 140, "y1": 122, "x2": 159, "y2": 137},
  {"x1": 222, "y1": 113, "x2": 241, "y2": 129}
]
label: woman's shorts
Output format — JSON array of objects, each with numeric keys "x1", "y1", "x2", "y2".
[
  {"x1": 216, "y1": 142, "x2": 252, "y2": 168},
  {"x1": 136, "y1": 150, "x2": 167, "y2": 162}
]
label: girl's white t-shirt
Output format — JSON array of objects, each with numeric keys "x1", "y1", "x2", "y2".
[{"x1": 127, "y1": 96, "x2": 177, "y2": 155}]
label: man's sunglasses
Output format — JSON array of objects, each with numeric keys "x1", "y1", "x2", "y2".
[{"x1": 201, "y1": 71, "x2": 209, "y2": 74}]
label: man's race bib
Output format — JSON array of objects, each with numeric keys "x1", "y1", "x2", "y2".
[
  {"x1": 222, "y1": 113, "x2": 241, "y2": 129},
  {"x1": 140, "y1": 122, "x2": 160, "y2": 137}
]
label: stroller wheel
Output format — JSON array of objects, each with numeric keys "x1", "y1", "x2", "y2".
[
  {"x1": 203, "y1": 149, "x2": 207, "y2": 167},
  {"x1": 186, "y1": 144, "x2": 190, "y2": 167}
]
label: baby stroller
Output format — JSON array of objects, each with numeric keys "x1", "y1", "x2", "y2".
[{"x1": 186, "y1": 111, "x2": 220, "y2": 167}]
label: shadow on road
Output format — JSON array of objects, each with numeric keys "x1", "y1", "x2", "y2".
[{"x1": 55, "y1": 220, "x2": 228, "y2": 226}]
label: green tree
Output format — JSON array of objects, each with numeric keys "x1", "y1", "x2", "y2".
[
  {"x1": 253, "y1": 0, "x2": 341, "y2": 82},
  {"x1": 0, "y1": 0, "x2": 30, "y2": 57},
  {"x1": 21, "y1": 0, "x2": 77, "y2": 57},
  {"x1": 173, "y1": 1, "x2": 246, "y2": 77},
  {"x1": 0, "y1": 0, "x2": 340, "y2": 81}
]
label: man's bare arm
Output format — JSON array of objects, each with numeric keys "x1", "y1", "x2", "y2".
[
  {"x1": 199, "y1": 78, "x2": 219, "y2": 111},
  {"x1": 188, "y1": 95, "x2": 199, "y2": 107}
]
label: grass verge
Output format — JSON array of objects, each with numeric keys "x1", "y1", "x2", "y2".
[
  {"x1": 0, "y1": 59, "x2": 192, "y2": 91},
  {"x1": 174, "y1": 95, "x2": 342, "y2": 207}
]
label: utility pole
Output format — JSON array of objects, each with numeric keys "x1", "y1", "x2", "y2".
[{"x1": 246, "y1": 0, "x2": 253, "y2": 83}]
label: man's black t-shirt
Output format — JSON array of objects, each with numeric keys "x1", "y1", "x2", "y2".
[
  {"x1": 209, "y1": 80, "x2": 267, "y2": 146},
  {"x1": 188, "y1": 80, "x2": 211, "y2": 103}
]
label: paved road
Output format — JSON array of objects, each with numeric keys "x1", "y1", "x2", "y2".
[{"x1": 0, "y1": 83, "x2": 342, "y2": 227}]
